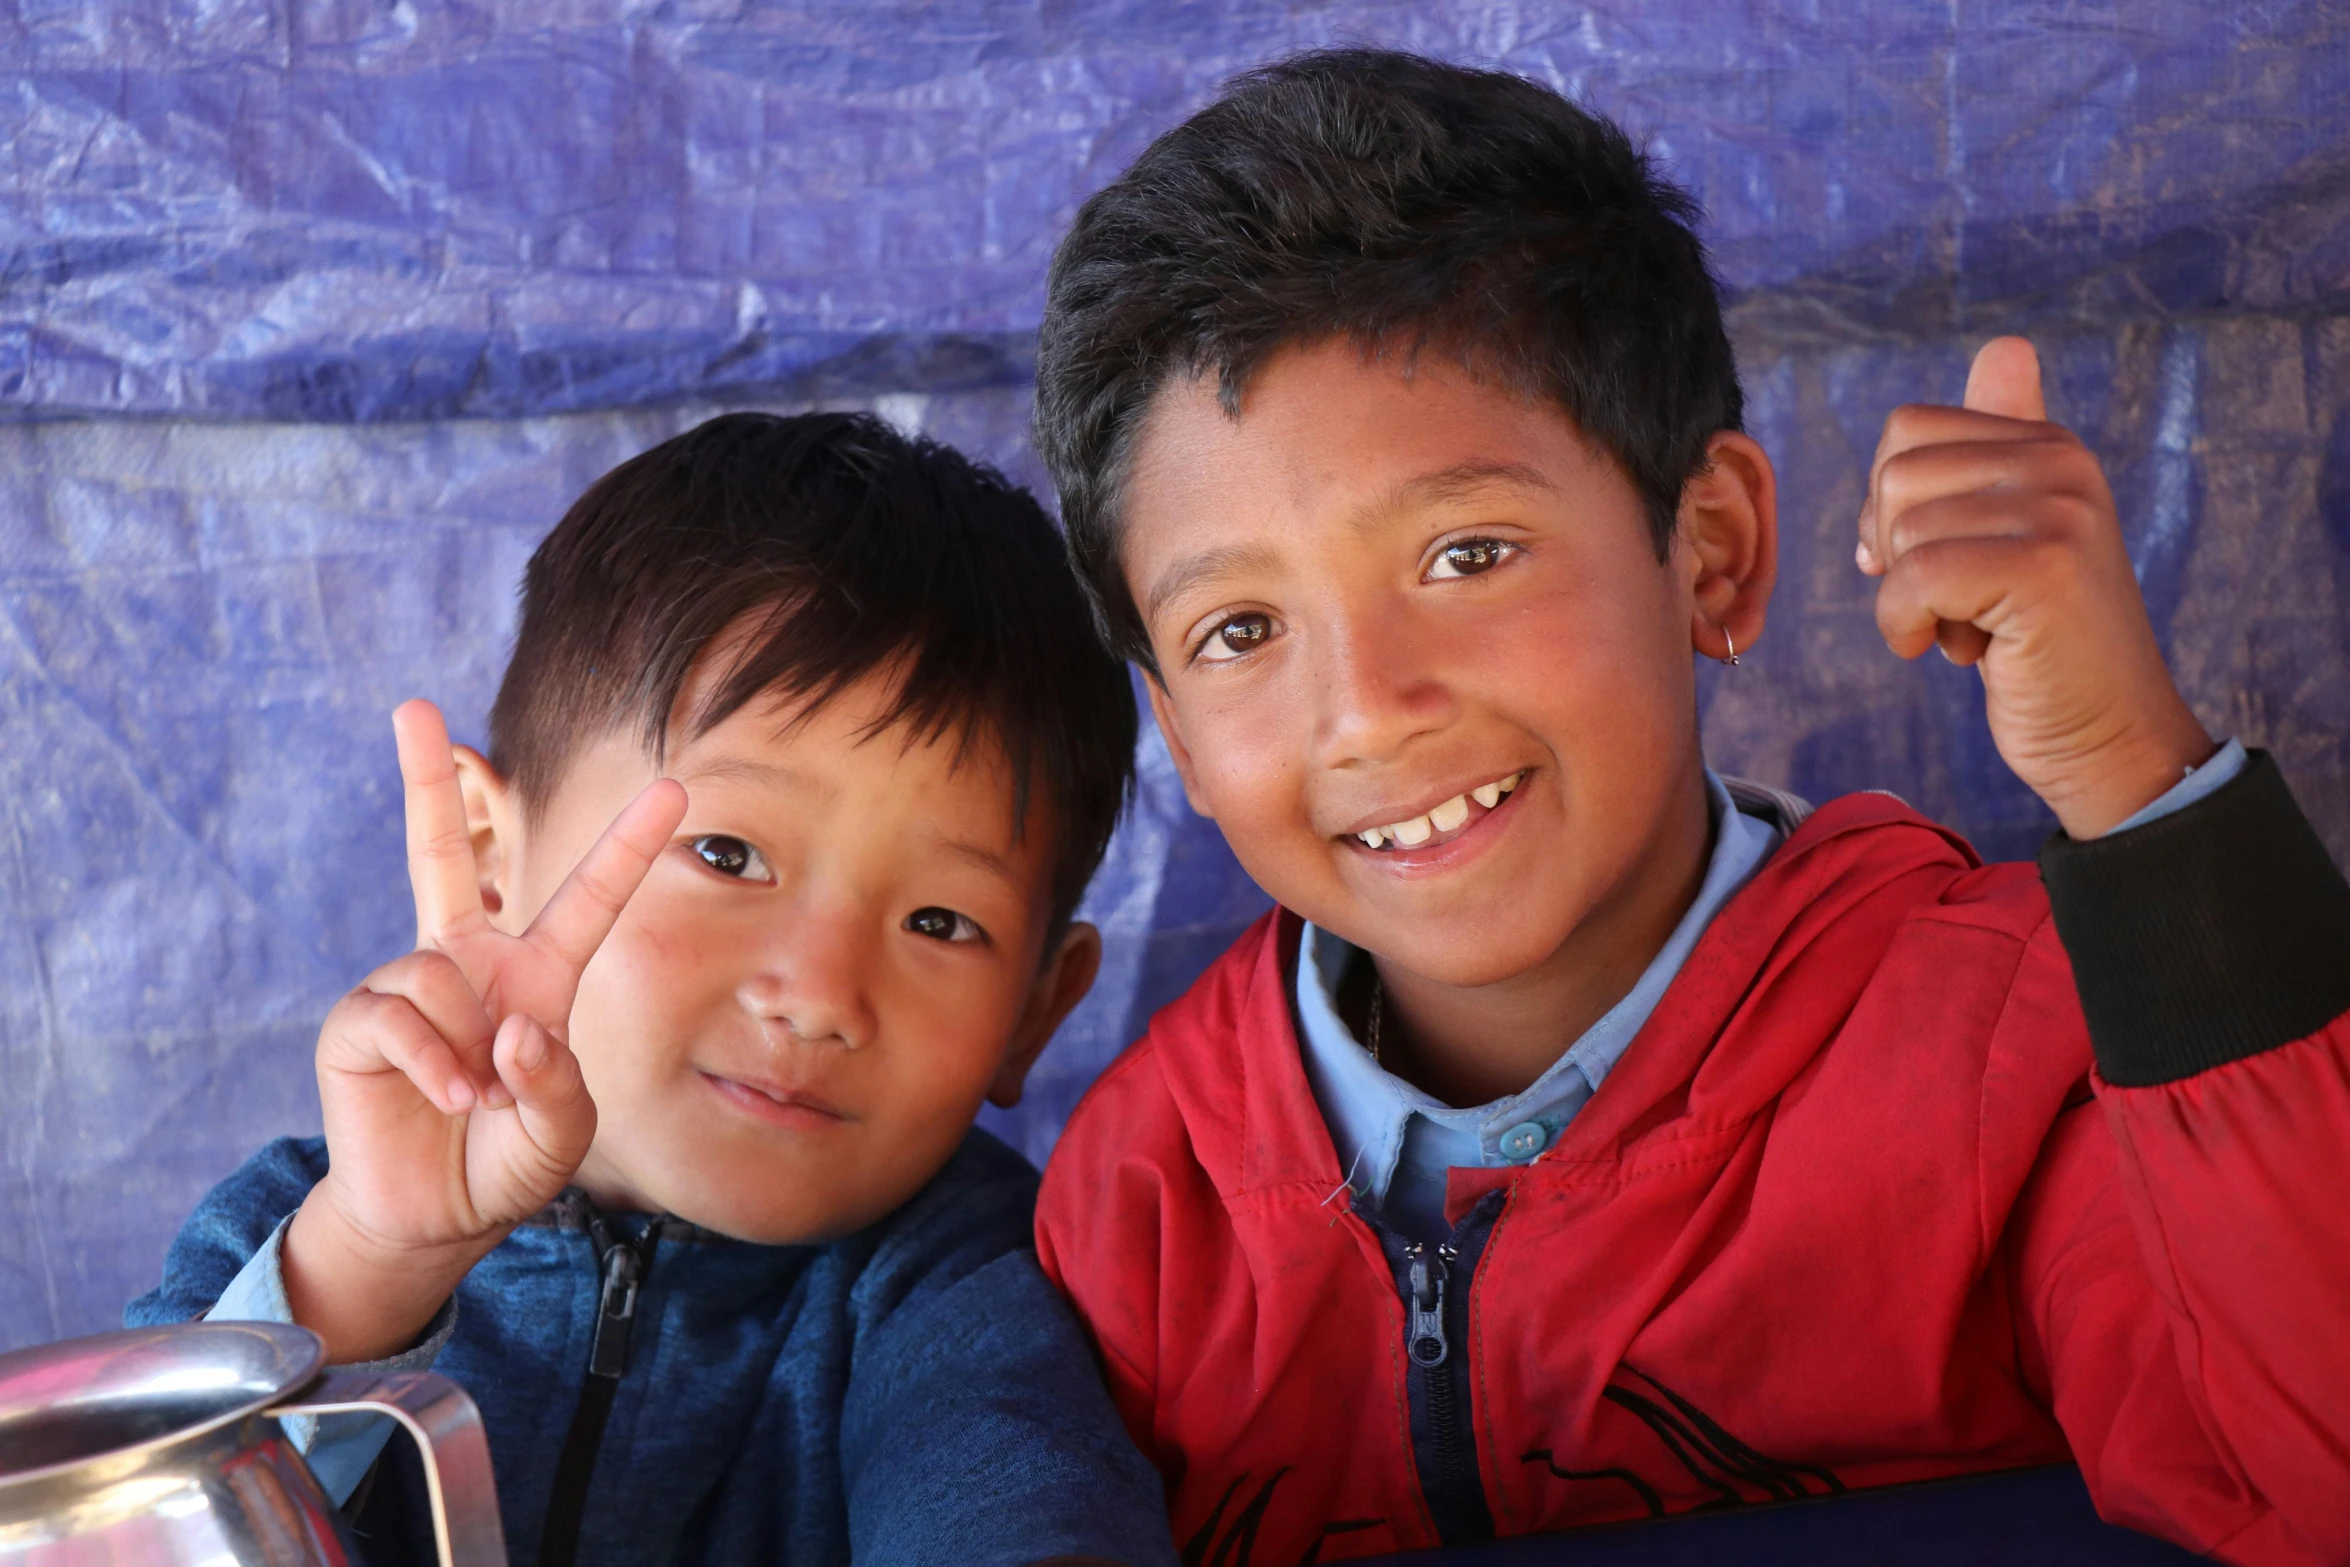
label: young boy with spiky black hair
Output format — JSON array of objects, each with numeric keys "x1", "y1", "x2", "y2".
[
  {"x1": 132, "y1": 412, "x2": 1177, "y2": 1567},
  {"x1": 1029, "y1": 50, "x2": 2350, "y2": 1566}
]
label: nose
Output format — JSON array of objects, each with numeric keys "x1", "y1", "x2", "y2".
[
  {"x1": 734, "y1": 913, "x2": 879, "y2": 1052},
  {"x1": 1311, "y1": 595, "x2": 1458, "y2": 768}
]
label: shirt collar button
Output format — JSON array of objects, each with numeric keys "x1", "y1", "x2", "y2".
[{"x1": 1498, "y1": 1121, "x2": 1548, "y2": 1163}]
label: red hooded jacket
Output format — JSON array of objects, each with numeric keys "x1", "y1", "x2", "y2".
[{"x1": 1037, "y1": 757, "x2": 2350, "y2": 1565}]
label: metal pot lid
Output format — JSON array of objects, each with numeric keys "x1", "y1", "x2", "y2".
[{"x1": 0, "y1": 1321, "x2": 325, "y2": 1489}]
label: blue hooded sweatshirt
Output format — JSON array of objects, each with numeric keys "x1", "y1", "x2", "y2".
[{"x1": 129, "y1": 1131, "x2": 1175, "y2": 1567}]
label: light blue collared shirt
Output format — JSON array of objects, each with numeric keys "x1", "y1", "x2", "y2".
[
  {"x1": 1294, "y1": 743, "x2": 2248, "y2": 1243},
  {"x1": 204, "y1": 1217, "x2": 454, "y2": 1501},
  {"x1": 1297, "y1": 770, "x2": 1783, "y2": 1242}
]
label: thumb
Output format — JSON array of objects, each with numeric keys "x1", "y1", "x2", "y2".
[
  {"x1": 1963, "y1": 335, "x2": 2046, "y2": 422},
  {"x1": 491, "y1": 1014, "x2": 598, "y2": 1180}
]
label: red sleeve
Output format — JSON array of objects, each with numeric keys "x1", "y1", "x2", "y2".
[
  {"x1": 2106, "y1": 1023, "x2": 2350, "y2": 1557},
  {"x1": 2008, "y1": 1020, "x2": 2350, "y2": 1566},
  {"x1": 2018, "y1": 750, "x2": 2350, "y2": 1565}
]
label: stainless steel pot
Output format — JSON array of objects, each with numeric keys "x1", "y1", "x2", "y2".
[{"x1": 0, "y1": 1320, "x2": 506, "y2": 1565}]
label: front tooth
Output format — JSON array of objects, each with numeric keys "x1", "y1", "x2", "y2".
[
  {"x1": 1498, "y1": 771, "x2": 1522, "y2": 795},
  {"x1": 1390, "y1": 814, "x2": 1434, "y2": 847},
  {"x1": 1429, "y1": 794, "x2": 1470, "y2": 832},
  {"x1": 1358, "y1": 829, "x2": 1388, "y2": 849},
  {"x1": 1472, "y1": 780, "x2": 1502, "y2": 809}
]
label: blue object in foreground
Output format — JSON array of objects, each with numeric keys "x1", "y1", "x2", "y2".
[{"x1": 1357, "y1": 1465, "x2": 2209, "y2": 1565}]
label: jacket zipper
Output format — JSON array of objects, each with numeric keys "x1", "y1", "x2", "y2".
[
  {"x1": 539, "y1": 1203, "x2": 663, "y2": 1567},
  {"x1": 586, "y1": 1219, "x2": 648, "y2": 1376},
  {"x1": 1383, "y1": 1196, "x2": 1502, "y2": 1544}
]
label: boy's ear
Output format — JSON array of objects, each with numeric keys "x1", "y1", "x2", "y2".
[
  {"x1": 987, "y1": 920, "x2": 1103, "y2": 1109},
  {"x1": 449, "y1": 745, "x2": 520, "y2": 926},
  {"x1": 1142, "y1": 677, "x2": 1218, "y2": 820},
  {"x1": 1678, "y1": 430, "x2": 1779, "y2": 663}
]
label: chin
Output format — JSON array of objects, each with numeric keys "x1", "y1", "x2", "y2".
[
  {"x1": 1399, "y1": 935, "x2": 1574, "y2": 989},
  {"x1": 1347, "y1": 891, "x2": 1591, "y2": 989},
  {"x1": 662, "y1": 1182, "x2": 864, "y2": 1246},
  {"x1": 652, "y1": 1152, "x2": 925, "y2": 1246}
]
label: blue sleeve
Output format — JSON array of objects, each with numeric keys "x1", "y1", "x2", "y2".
[
  {"x1": 838, "y1": 1138, "x2": 1177, "y2": 1567},
  {"x1": 128, "y1": 1137, "x2": 330, "y2": 1328},
  {"x1": 2107, "y1": 737, "x2": 2247, "y2": 834},
  {"x1": 131, "y1": 1137, "x2": 456, "y2": 1507},
  {"x1": 203, "y1": 1217, "x2": 458, "y2": 1504}
]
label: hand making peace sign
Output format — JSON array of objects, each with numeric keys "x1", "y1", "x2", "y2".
[{"x1": 285, "y1": 701, "x2": 687, "y2": 1360}]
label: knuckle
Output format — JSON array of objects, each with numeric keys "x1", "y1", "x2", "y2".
[
  {"x1": 1890, "y1": 505, "x2": 1964, "y2": 567},
  {"x1": 412, "y1": 947, "x2": 469, "y2": 991},
  {"x1": 379, "y1": 947, "x2": 464, "y2": 994},
  {"x1": 1873, "y1": 453, "x2": 1920, "y2": 514},
  {"x1": 2046, "y1": 492, "x2": 2103, "y2": 538},
  {"x1": 363, "y1": 952, "x2": 418, "y2": 989},
  {"x1": 338, "y1": 992, "x2": 428, "y2": 1052},
  {"x1": 413, "y1": 823, "x2": 474, "y2": 863},
  {"x1": 340, "y1": 988, "x2": 399, "y2": 1025},
  {"x1": 322, "y1": 992, "x2": 380, "y2": 1050},
  {"x1": 1881, "y1": 504, "x2": 1924, "y2": 560},
  {"x1": 571, "y1": 863, "x2": 625, "y2": 913},
  {"x1": 1878, "y1": 444, "x2": 1930, "y2": 481}
]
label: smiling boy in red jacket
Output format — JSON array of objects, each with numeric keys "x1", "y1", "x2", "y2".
[{"x1": 1027, "y1": 49, "x2": 2350, "y2": 1566}]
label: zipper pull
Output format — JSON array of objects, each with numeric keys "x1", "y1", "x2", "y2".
[
  {"x1": 1406, "y1": 1243, "x2": 1449, "y2": 1369},
  {"x1": 587, "y1": 1238, "x2": 642, "y2": 1379}
]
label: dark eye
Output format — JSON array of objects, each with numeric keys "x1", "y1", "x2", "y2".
[
  {"x1": 691, "y1": 834, "x2": 771, "y2": 881},
  {"x1": 905, "y1": 907, "x2": 983, "y2": 944},
  {"x1": 1428, "y1": 539, "x2": 1514, "y2": 580},
  {"x1": 1199, "y1": 613, "x2": 1270, "y2": 663}
]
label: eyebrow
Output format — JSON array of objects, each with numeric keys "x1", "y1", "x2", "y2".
[
  {"x1": 1141, "y1": 540, "x2": 1283, "y2": 626},
  {"x1": 1357, "y1": 459, "x2": 1560, "y2": 526},
  {"x1": 674, "y1": 756, "x2": 820, "y2": 793},
  {"x1": 933, "y1": 834, "x2": 1023, "y2": 891}
]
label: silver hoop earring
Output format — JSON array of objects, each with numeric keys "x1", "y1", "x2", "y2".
[{"x1": 1722, "y1": 628, "x2": 1741, "y2": 667}]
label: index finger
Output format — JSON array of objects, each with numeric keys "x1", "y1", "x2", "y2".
[
  {"x1": 523, "y1": 777, "x2": 689, "y2": 978},
  {"x1": 393, "y1": 699, "x2": 488, "y2": 948}
]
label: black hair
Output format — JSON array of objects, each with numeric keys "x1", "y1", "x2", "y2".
[
  {"x1": 1033, "y1": 47, "x2": 1744, "y2": 668},
  {"x1": 488, "y1": 411, "x2": 1137, "y2": 928}
]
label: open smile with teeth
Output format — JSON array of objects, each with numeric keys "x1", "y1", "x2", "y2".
[{"x1": 1355, "y1": 771, "x2": 1523, "y2": 851}]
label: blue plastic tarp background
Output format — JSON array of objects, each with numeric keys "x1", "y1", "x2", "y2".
[{"x1": 3, "y1": 2, "x2": 2346, "y2": 1350}]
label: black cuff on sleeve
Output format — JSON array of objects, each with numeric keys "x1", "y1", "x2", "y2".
[{"x1": 2039, "y1": 749, "x2": 2350, "y2": 1087}]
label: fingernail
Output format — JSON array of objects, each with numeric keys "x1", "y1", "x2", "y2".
[
  {"x1": 516, "y1": 1024, "x2": 549, "y2": 1073},
  {"x1": 446, "y1": 1077, "x2": 475, "y2": 1111},
  {"x1": 1855, "y1": 539, "x2": 1875, "y2": 569},
  {"x1": 482, "y1": 1081, "x2": 514, "y2": 1110}
]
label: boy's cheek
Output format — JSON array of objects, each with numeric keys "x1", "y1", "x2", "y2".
[
  {"x1": 571, "y1": 893, "x2": 726, "y2": 1041},
  {"x1": 561, "y1": 898, "x2": 750, "y2": 1140},
  {"x1": 1164, "y1": 680, "x2": 1312, "y2": 827}
]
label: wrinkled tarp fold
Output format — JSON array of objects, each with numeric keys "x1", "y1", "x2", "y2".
[{"x1": 3, "y1": 1, "x2": 2346, "y2": 1348}]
